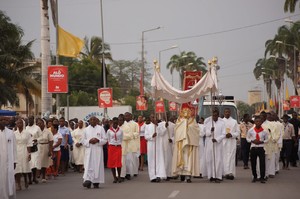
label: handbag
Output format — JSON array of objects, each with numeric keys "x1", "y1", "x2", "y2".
[{"x1": 30, "y1": 143, "x2": 38, "y2": 153}]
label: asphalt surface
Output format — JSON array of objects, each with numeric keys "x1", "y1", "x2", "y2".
[{"x1": 17, "y1": 162, "x2": 300, "y2": 199}]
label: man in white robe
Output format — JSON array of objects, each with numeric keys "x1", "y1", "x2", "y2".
[
  {"x1": 157, "y1": 116, "x2": 175, "y2": 180},
  {"x1": 197, "y1": 116, "x2": 206, "y2": 178},
  {"x1": 171, "y1": 108, "x2": 200, "y2": 183},
  {"x1": 222, "y1": 108, "x2": 240, "y2": 180},
  {"x1": 145, "y1": 115, "x2": 166, "y2": 182},
  {"x1": 81, "y1": 116, "x2": 107, "y2": 189},
  {"x1": 0, "y1": 118, "x2": 17, "y2": 199},
  {"x1": 123, "y1": 112, "x2": 139, "y2": 179},
  {"x1": 26, "y1": 115, "x2": 42, "y2": 184},
  {"x1": 204, "y1": 108, "x2": 226, "y2": 183}
]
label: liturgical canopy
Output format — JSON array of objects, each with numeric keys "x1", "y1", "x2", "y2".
[{"x1": 151, "y1": 66, "x2": 218, "y2": 104}]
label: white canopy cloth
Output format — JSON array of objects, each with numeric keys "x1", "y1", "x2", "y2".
[{"x1": 151, "y1": 66, "x2": 218, "y2": 103}]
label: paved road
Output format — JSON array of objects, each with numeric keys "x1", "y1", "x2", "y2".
[{"x1": 17, "y1": 163, "x2": 300, "y2": 199}]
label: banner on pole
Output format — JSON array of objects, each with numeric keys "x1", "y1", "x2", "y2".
[
  {"x1": 98, "y1": 88, "x2": 113, "y2": 108},
  {"x1": 155, "y1": 100, "x2": 165, "y2": 113},
  {"x1": 136, "y1": 95, "x2": 148, "y2": 111},
  {"x1": 283, "y1": 100, "x2": 290, "y2": 111},
  {"x1": 290, "y1": 96, "x2": 300, "y2": 108},
  {"x1": 169, "y1": 101, "x2": 177, "y2": 112},
  {"x1": 48, "y1": 65, "x2": 68, "y2": 93}
]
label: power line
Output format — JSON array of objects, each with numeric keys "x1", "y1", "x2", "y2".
[{"x1": 108, "y1": 14, "x2": 300, "y2": 46}]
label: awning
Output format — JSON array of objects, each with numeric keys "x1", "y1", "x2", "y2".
[{"x1": 0, "y1": 110, "x2": 17, "y2": 116}]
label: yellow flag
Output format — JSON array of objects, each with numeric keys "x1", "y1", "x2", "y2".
[
  {"x1": 261, "y1": 102, "x2": 265, "y2": 110},
  {"x1": 285, "y1": 86, "x2": 290, "y2": 100},
  {"x1": 58, "y1": 26, "x2": 84, "y2": 58},
  {"x1": 269, "y1": 98, "x2": 274, "y2": 108}
]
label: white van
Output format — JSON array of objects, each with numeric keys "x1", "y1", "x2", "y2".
[{"x1": 199, "y1": 96, "x2": 239, "y2": 122}]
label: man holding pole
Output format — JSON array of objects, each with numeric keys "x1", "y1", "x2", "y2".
[{"x1": 204, "y1": 108, "x2": 226, "y2": 183}]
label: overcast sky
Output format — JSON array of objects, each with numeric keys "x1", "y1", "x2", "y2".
[{"x1": 1, "y1": 0, "x2": 300, "y2": 103}]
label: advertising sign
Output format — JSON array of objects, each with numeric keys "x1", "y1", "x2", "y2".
[
  {"x1": 283, "y1": 100, "x2": 290, "y2": 111},
  {"x1": 98, "y1": 88, "x2": 113, "y2": 108},
  {"x1": 48, "y1": 65, "x2": 68, "y2": 93}
]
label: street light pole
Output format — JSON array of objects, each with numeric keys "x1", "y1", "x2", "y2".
[
  {"x1": 100, "y1": 0, "x2": 107, "y2": 118},
  {"x1": 141, "y1": 27, "x2": 161, "y2": 96},
  {"x1": 159, "y1": 45, "x2": 178, "y2": 69}
]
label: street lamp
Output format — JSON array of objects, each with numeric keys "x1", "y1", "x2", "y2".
[
  {"x1": 141, "y1": 26, "x2": 161, "y2": 95},
  {"x1": 159, "y1": 45, "x2": 178, "y2": 86},
  {"x1": 275, "y1": 40, "x2": 298, "y2": 95}
]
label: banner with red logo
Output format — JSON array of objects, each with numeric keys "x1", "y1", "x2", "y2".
[
  {"x1": 155, "y1": 100, "x2": 165, "y2": 113},
  {"x1": 181, "y1": 71, "x2": 202, "y2": 115},
  {"x1": 169, "y1": 101, "x2": 177, "y2": 112},
  {"x1": 136, "y1": 95, "x2": 148, "y2": 111},
  {"x1": 283, "y1": 100, "x2": 290, "y2": 111},
  {"x1": 290, "y1": 96, "x2": 300, "y2": 108},
  {"x1": 48, "y1": 66, "x2": 68, "y2": 93},
  {"x1": 98, "y1": 88, "x2": 113, "y2": 108}
]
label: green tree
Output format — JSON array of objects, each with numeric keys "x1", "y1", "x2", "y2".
[
  {"x1": 284, "y1": 0, "x2": 300, "y2": 12},
  {"x1": 166, "y1": 51, "x2": 206, "y2": 86},
  {"x1": 0, "y1": 10, "x2": 40, "y2": 115},
  {"x1": 236, "y1": 101, "x2": 255, "y2": 120}
]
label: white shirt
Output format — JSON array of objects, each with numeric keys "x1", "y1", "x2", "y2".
[
  {"x1": 53, "y1": 133, "x2": 63, "y2": 151},
  {"x1": 247, "y1": 127, "x2": 269, "y2": 148},
  {"x1": 107, "y1": 127, "x2": 123, "y2": 146}
]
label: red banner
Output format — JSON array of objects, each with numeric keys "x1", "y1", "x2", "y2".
[
  {"x1": 98, "y1": 88, "x2": 113, "y2": 108},
  {"x1": 169, "y1": 101, "x2": 177, "y2": 112},
  {"x1": 181, "y1": 71, "x2": 202, "y2": 115},
  {"x1": 290, "y1": 96, "x2": 300, "y2": 108},
  {"x1": 283, "y1": 100, "x2": 290, "y2": 111},
  {"x1": 155, "y1": 100, "x2": 165, "y2": 113},
  {"x1": 136, "y1": 95, "x2": 148, "y2": 111},
  {"x1": 48, "y1": 66, "x2": 68, "y2": 93}
]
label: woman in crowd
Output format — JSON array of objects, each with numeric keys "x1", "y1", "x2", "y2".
[
  {"x1": 49, "y1": 124, "x2": 62, "y2": 178},
  {"x1": 14, "y1": 119, "x2": 32, "y2": 190},
  {"x1": 37, "y1": 118, "x2": 54, "y2": 183},
  {"x1": 71, "y1": 120, "x2": 85, "y2": 173}
]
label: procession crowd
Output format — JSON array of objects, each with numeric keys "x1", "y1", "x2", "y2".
[{"x1": 1, "y1": 109, "x2": 300, "y2": 199}]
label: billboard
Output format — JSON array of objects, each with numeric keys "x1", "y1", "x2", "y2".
[
  {"x1": 98, "y1": 88, "x2": 113, "y2": 108},
  {"x1": 48, "y1": 65, "x2": 68, "y2": 93},
  {"x1": 169, "y1": 101, "x2": 177, "y2": 112},
  {"x1": 290, "y1": 96, "x2": 300, "y2": 108}
]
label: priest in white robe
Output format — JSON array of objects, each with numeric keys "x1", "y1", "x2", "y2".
[
  {"x1": 204, "y1": 108, "x2": 226, "y2": 183},
  {"x1": 145, "y1": 115, "x2": 166, "y2": 182},
  {"x1": 157, "y1": 116, "x2": 175, "y2": 180},
  {"x1": 81, "y1": 116, "x2": 107, "y2": 189},
  {"x1": 222, "y1": 108, "x2": 240, "y2": 180},
  {"x1": 171, "y1": 108, "x2": 200, "y2": 183},
  {"x1": 0, "y1": 118, "x2": 17, "y2": 199}
]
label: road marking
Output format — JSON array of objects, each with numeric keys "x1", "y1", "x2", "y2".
[{"x1": 168, "y1": 190, "x2": 180, "y2": 198}]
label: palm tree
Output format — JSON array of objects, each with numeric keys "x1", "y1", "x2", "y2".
[
  {"x1": 284, "y1": 0, "x2": 300, "y2": 13},
  {"x1": 0, "y1": 10, "x2": 41, "y2": 115},
  {"x1": 264, "y1": 22, "x2": 300, "y2": 94},
  {"x1": 166, "y1": 51, "x2": 206, "y2": 87},
  {"x1": 81, "y1": 36, "x2": 112, "y2": 64}
]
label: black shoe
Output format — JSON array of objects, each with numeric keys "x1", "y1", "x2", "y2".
[
  {"x1": 166, "y1": 177, "x2": 171, "y2": 181},
  {"x1": 215, "y1": 179, "x2": 221, "y2": 183},
  {"x1": 93, "y1": 183, "x2": 99, "y2": 188},
  {"x1": 150, "y1": 179, "x2": 157, "y2": 183},
  {"x1": 83, "y1": 180, "x2": 92, "y2": 188},
  {"x1": 252, "y1": 178, "x2": 257, "y2": 183},
  {"x1": 186, "y1": 179, "x2": 192, "y2": 183},
  {"x1": 134, "y1": 174, "x2": 138, "y2": 177},
  {"x1": 180, "y1": 175, "x2": 185, "y2": 182},
  {"x1": 209, "y1": 177, "x2": 215, "y2": 182},
  {"x1": 125, "y1": 175, "x2": 131, "y2": 180},
  {"x1": 260, "y1": 179, "x2": 266, "y2": 184},
  {"x1": 228, "y1": 175, "x2": 234, "y2": 180},
  {"x1": 113, "y1": 179, "x2": 117, "y2": 183},
  {"x1": 156, "y1": 177, "x2": 161, "y2": 182}
]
